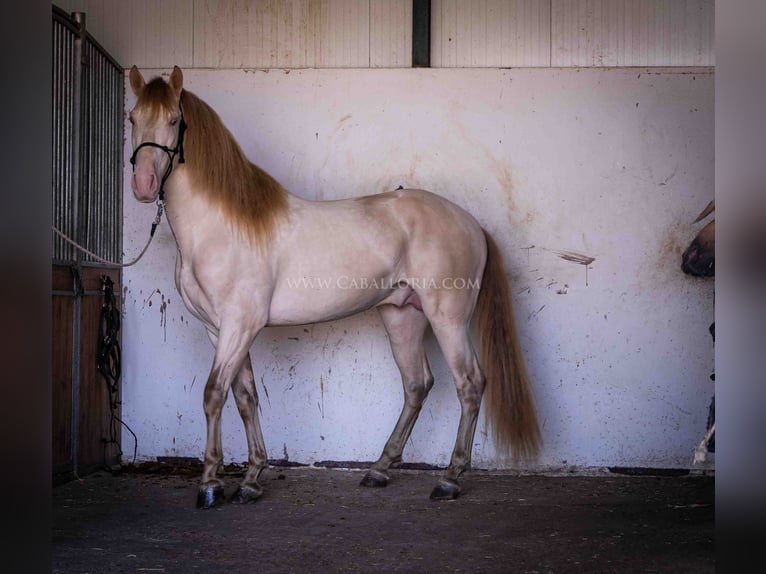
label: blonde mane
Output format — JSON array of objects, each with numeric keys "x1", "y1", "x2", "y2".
[{"x1": 144, "y1": 79, "x2": 288, "y2": 243}]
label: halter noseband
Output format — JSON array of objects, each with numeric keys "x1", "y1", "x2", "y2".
[{"x1": 129, "y1": 102, "x2": 187, "y2": 202}]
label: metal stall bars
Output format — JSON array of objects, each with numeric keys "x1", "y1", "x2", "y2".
[{"x1": 52, "y1": 5, "x2": 124, "y2": 483}]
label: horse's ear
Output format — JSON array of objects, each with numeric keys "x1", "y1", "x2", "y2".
[
  {"x1": 169, "y1": 66, "x2": 184, "y2": 98},
  {"x1": 693, "y1": 200, "x2": 715, "y2": 223},
  {"x1": 129, "y1": 65, "x2": 145, "y2": 96}
]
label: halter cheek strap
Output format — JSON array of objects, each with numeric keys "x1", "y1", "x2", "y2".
[{"x1": 129, "y1": 103, "x2": 187, "y2": 202}]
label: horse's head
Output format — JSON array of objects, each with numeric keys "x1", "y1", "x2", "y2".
[
  {"x1": 128, "y1": 66, "x2": 186, "y2": 203},
  {"x1": 681, "y1": 200, "x2": 715, "y2": 277}
]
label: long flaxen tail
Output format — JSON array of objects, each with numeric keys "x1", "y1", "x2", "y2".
[{"x1": 477, "y1": 230, "x2": 541, "y2": 460}]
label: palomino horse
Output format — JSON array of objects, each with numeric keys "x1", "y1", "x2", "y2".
[{"x1": 128, "y1": 66, "x2": 540, "y2": 508}]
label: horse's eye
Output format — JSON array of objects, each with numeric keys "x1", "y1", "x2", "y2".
[{"x1": 170, "y1": 117, "x2": 179, "y2": 126}]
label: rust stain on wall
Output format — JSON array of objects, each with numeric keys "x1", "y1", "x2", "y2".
[
  {"x1": 260, "y1": 375, "x2": 271, "y2": 408},
  {"x1": 528, "y1": 305, "x2": 546, "y2": 320},
  {"x1": 555, "y1": 250, "x2": 596, "y2": 266},
  {"x1": 141, "y1": 288, "x2": 160, "y2": 311},
  {"x1": 159, "y1": 293, "x2": 169, "y2": 342},
  {"x1": 319, "y1": 374, "x2": 325, "y2": 419},
  {"x1": 543, "y1": 248, "x2": 597, "y2": 286}
]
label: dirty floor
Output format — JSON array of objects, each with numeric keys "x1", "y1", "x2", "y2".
[{"x1": 53, "y1": 465, "x2": 714, "y2": 573}]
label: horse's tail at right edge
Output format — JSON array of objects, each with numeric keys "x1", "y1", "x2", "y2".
[{"x1": 477, "y1": 229, "x2": 541, "y2": 461}]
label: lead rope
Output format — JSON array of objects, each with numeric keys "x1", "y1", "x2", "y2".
[
  {"x1": 51, "y1": 200, "x2": 164, "y2": 268},
  {"x1": 97, "y1": 274, "x2": 138, "y2": 469},
  {"x1": 56, "y1": 102, "x2": 185, "y2": 267}
]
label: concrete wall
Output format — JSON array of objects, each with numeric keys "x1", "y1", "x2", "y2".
[{"x1": 121, "y1": 67, "x2": 714, "y2": 470}]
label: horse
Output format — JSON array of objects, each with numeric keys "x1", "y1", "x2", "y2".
[
  {"x1": 127, "y1": 66, "x2": 541, "y2": 508},
  {"x1": 681, "y1": 200, "x2": 715, "y2": 277},
  {"x1": 680, "y1": 200, "x2": 715, "y2": 462}
]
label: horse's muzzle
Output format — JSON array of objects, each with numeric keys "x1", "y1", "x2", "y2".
[
  {"x1": 132, "y1": 171, "x2": 159, "y2": 203},
  {"x1": 681, "y1": 242, "x2": 715, "y2": 277}
]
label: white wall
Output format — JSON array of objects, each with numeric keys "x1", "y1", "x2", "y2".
[
  {"x1": 54, "y1": 0, "x2": 714, "y2": 69},
  {"x1": 121, "y1": 67, "x2": 714, "y2": 471},
  {"x1": 54, "y1": 0, "x2": 413, "y2": 68},
  {"x1": 431, "y1": 0, "x2": 715, "y2": 67}
]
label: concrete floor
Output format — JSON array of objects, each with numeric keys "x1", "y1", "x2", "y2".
[{"x1": 53, "y1": 464, "x2": 714, "y2": 573}]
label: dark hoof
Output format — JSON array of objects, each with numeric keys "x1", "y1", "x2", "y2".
[
  {"x1": 230, "y1": 484, "x2": 263, "y2": 504},
  {"x1": 196, "y1": 484, "x2": 225, "y2": 509},
  {"x1": 430, "y1": 480, "x2": 461, "y2": 501},
  {"x1": 359, "y1": 469, "x2": 389, "y2": 488}
]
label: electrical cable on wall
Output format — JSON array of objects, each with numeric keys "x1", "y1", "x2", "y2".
[{"x1": 96, "y1": 274, "x2": 137, "y2": 468}]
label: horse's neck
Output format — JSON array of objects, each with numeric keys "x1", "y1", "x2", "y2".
[
  {"x1": 163, "y1": 170, "x2": 300, "y2": 260},
  {"x1": 163, "y1": 172, "x2": 221, "y2": 255}
]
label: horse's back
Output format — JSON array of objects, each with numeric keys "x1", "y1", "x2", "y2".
[
  {"x1": 356, "y1": 188, "x2": 484, "y2": 245},
  {"x1": 286, "y1": 187, "x2": 485, "y2": 264}
]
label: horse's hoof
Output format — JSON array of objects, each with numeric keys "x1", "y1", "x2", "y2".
[
  {"x1": 430, "y1": 479, "x2": 461, "y2": 501},
  {"x1": 196, "y1": 484, "x2": 225, "y2": 509},
  {"x1": 230, "y1": 484, "x2": 263, "y2": 504},
  {"x1": 359, "y1": 469, "x2": 389, "y2": 488}
]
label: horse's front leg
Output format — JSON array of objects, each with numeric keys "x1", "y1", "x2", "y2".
[
  {"x1": 229, "y1": 354, "x2": 269, "y2": 504},
  {"x1": 197, "y1": 327, "x2": 259, "y2": 509}
]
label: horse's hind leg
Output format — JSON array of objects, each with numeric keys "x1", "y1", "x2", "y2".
[
  {"x1": 428, "y1": 321, "x2": 485, "y2": 500},
  {"x1": 229, "y1": 354, "x2": 269, "y2": 504},
  {"x1": 361, "y1": 304, "x2": 433, "y2": 488}
]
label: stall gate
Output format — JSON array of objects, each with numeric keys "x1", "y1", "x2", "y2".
[{"x1": 52, "y1": 5, "x2": 124, "y2": 483}]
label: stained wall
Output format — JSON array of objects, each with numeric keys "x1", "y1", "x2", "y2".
[{"x1": 120, "y1": 67, "x2": 714, "y2": 470}]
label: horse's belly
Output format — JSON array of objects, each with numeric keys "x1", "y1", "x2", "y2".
[
  {"x1": 267, "y1": 280, "x2": 391, "y2": 326},
  {"x1": 267, "y1": 226, "x2": 406, "y2": 324}
]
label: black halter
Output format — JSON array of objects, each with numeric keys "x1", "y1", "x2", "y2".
[{"x1": 129, "y1": 103, "x2": 187, "y2": 202}]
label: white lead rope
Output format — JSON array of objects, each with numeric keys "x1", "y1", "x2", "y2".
[{"x1": 51, "y1": 202, "x2": 164, "y2": 268}]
